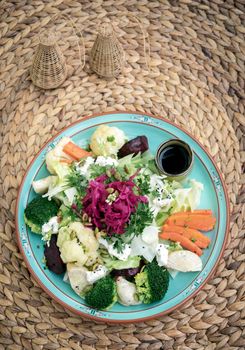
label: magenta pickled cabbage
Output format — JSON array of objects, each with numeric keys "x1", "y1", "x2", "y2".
[{"x1": 82, "y1": 175, "x2": 147, "y2": 235}]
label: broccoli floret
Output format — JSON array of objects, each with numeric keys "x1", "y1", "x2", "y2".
[
  {"x1": 24, "y1": 196, "x2": 59, "y2": 234},
  {"x1": 135, "y1": 260, "x2": 169, "y2": 304},
  {"x1": 85, "y1": 276, "x2": 117, "y2": 310}
]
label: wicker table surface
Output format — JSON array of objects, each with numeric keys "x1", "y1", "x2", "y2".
[{"x1": 0, "y1": 1, "x2": 244, "y2": 349}]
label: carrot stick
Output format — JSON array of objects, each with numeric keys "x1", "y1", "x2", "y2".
[
  {"x1": 162, "y1": 224, "x2": 210, "y2": 247},
  {"x1": 165, "y1": 214, "x2": 216, "y2": 231},
  {"x1": 192, "y1": 240, "x2": 208, "y2": 249},
  {"x1": 159, "y1": 231, "x2": 203, "y2": 256},
  {"x1": 60, "y1": 158, "x2": 74, "y2": 164},
  {"x1": 63, "y1": 142, "x2": 91, "y2": 160},
  {"x1": 169, "y1": 210, "x2": 213, "y2": 218},
  {"x1": 161, "y1": 230, "x2": 208, "y2": 249}
]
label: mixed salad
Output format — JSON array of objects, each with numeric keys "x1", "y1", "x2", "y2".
[{"x1": 24, "y1": 125, "x2": 216, "y2": 310}]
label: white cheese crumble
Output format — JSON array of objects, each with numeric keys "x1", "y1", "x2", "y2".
[
  {"x1": 76, "y1": 156, "x2": 94, "y2": 176},
  {"x1": 42, "y1": 216, "x2": 59, "y2": 234},
  {"x1": 108, "y1": 243, "x2": 131, "y2": 261},
  {"x1": 156, "y1": 244, "x2": 168, "y2": 266},
  {"x1": 86, "y1": 265, "x2": 108, "y2": 284},
  {"x1": 95, "y1": 156, "x2": 118, "y2": 167},
  {"x1": 98, "y1": 237, "x2": 131, "y2": 261},
  {"x1": 41, "y1": 216, "x2": 59, "y2": 245}
]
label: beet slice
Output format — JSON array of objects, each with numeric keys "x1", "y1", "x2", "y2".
[
  {"x1": 44, "y1": 235, "x2": 66, "y2": 274},
  {"x1": 118, "y1": 136, "x2": 149, "y2": 158}
]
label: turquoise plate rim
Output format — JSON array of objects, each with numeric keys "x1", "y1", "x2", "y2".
[{"x1": 15, "y1": 111, "x2": 230, "y2": 323}]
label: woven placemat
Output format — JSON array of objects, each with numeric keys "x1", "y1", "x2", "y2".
[{"x1": 0, "y1": 1, "x2": 244, "y2": 349}]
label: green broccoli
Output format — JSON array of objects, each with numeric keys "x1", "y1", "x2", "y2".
[
  {"x1": 24, "y1": 196, "x2": 59, "y2": 234},
  {"x1": 85, "y1": 276, "x2": 117, "y2": 310},
  {"x1": 135, "y1": 260, "x2": 169, "y2": 304}
]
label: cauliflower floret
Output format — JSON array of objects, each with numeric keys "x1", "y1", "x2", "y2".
[
  {"x1": 67, "y1": 263, "x2": 91, "y2": 295},
  {"x1": 90, "y1": 125, "x2": 126, "y2": 156},
  {"x1": 60, "y1": 240, "x2": 87, "y2": 265},
  {"x1": 72, "y1": 222, "x2": 99, "y2": 266},
  {"x1": 46, "y1": 137, "x2": 72, "y2": 174},
  {"x1": 116, "y1": 277, "x2": 141, "y2": 306},
  {"x1": 58, "y1": 222, "x2": 99, "y2": 267}
]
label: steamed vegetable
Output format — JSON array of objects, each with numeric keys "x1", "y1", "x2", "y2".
[
  {"x1": 46, "y1": 137, "x2": 73, "y2": 174},
  {"x1": 42, "y1": 162, "x2": 72, "y2": 202},
  {"x1": 162, "y1": 224, "x2": 210, "y2": 248},
  {"x1": 44, "y1": 235, "x2": 66, "y2": 274},
  {"x1": 85, "y1": 276, "x2": 117, "y2": 310},
  {"x1": 24, "y1": 196, "x2": 59, "y2": 234},
  {"x1": 103, "y1": 254, "x2": 141, "y2": 271},
  {"x1": 169, "y1": 209, "x2": 213, "y2": 217},
  {"x1": 32, "y1": 176, "x2": 57, "y2": 194},
  {"x1": 160, "y1": 231, "x2": 203, "y2": 256},
  {"x1": 165, "y1": 213, "x2": 216, "y2": 231},
  {"x1": 118, "y1": 135, "x2": 149, "y2": 158},
  {"x1": 63, "y1": 142, "x2": 91, "y2": 160},
  {"x1": 171, "y1": 180, "x2": 204, "y2": 213},
  {"x1": 135, "y1": 260, "x2": 169, "y2": 304},
  {"x1": 116, "y1": 277, "x2": 141, "y2": 306},
  {"x1": 90, "y1": 125, "x2": 126, "y2": 156},
  {"x1": 167, "y1": 250, "x2": 202, "y2": 272},
  {"x1": 57, "y1": 222, "x2": 99, "y2": 266},
  {"x1": 67, "y1": 263, "x2": 91, "y2": 295}
]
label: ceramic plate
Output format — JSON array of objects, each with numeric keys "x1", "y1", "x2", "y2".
[{"x1": 16, "y1": 111, "x2": 229, "y2": 323}]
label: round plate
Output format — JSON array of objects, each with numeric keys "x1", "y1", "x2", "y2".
[{"x1": 16, "y1": 111, "x2": 229, "y2": 323}]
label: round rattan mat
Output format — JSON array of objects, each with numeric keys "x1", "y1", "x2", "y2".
[{"x1": 0, "y1": 1, "x2": 244, "y2": 349}]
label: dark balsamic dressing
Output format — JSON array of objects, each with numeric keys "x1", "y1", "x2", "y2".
[{"x1": 159, "y1": 145, "x2": 191, "y2": 175}]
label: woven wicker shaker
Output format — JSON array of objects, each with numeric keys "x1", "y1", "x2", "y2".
[
  {"x1": 90, "y1": 23, "x2": 125, "y2": 79},
  {"x1": 30, "y1": 31, "x2": 67, "y2": 89}
]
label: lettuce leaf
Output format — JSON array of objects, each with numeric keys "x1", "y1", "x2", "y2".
[
  {"x1": 171, "y1": 179, "x2": 204, "y2": 213},
  {"x1": 102, "y1": 253, "x2": 141, "y2": 271},
  {"x1": 43, "y1": 162, "x2": 72, "y2": 202}
]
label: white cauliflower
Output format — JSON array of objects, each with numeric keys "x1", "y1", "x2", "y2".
[
  {"x1": 57, "y1": 222, "x2": 99, "y2": 266},
  {"x1": 74, "y1": 222, "x2": 99, "y2": 266},
  {"x1": 67, "y1": 263, "x2": 91, "y2": 295},
  {"x1": 46, "y1": 137, "x2": 73, "y2": 174},
  {"x1": 116, "y1": 277, "x2": 141, "y2": 306},
  {"x1": 59, "y1": 240, "x2": 87, "y2": 265},
  {"x1": 90, "y1": 125, "x2": 126, "y2": 156}
]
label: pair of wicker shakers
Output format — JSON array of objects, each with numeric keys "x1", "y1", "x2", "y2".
[{"x1": 30, "y1": 24, "x2": 124, "y2": 89}]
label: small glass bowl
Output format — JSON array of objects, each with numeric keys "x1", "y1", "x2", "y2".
[{"x1": 155, "y1": 139, "x2": 194, "y2": 181}]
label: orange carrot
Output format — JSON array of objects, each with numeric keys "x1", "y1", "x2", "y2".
[
  {"x1": 159, "y1": 231, "x2": 203, "y2": 256},
  {"x1": 169, "y1": 209, "x2": 213, "y2": 217},
  {"x1": 192, "y1": 240, "x2": 208, "y2": 249},
  {"x1": 162, "y1": 230, "x2": 208, "y2": 249},
  {"x1": 63, "y1": 142, "x2": 91, "y2": 160},
  {"x1": 165, "y1": 214, "x2": 216, "y2": 231},
  {"x1": 162, "y1": 224, "x2": 210, "y2": 247},
  {"x1": 60, "y1": 158, "x2": 73, "y2": 164}
]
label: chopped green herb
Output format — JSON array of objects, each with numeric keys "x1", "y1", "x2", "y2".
[
  {"x1": 191, "y1": 238, "x2": 197, "y2": 243},
  {"x1": 112, "y1": 239, "x2": 125, "y2": 254},
  {"x1": 136, "y1": 175, "x2": 151, "y2": 195},
  {"x1": 107, "y1": 136, "x2": 115, "y2": 142},
  {"x1": 66, "y1": 166, "x2": 88, "y2": 197},
  {"x1": 125, "y1": 202, "x2": 154, "y2": 238}
]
